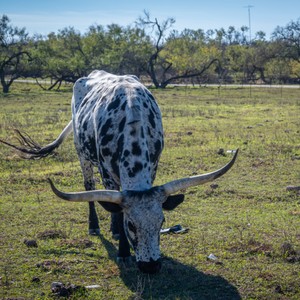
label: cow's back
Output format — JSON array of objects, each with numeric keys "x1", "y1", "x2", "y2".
[{"x1": 72, "y1": 71, "x2": 164, "y2": 191}]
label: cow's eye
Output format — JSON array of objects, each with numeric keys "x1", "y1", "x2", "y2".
[{"x1": 128, "y1": 221, "x2": 136, "y2": 233}]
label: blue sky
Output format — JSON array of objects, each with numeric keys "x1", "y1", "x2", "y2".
[{"x1": 1, "y1": 0, "x2": 299, "y2": 39}]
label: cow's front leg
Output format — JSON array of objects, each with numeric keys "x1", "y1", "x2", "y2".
[
  {"x1": 79, "y1": 158, "x2": 100, "y2": 236},
  {"x1": 88, "y1": 202, "x2": 100, "y2": 236},
  {"x1": 111, "y1": 212, "x2": 120, "y2": 240},
  {"x1": 116, "y1": 212, "x2": 132, "y2": 263},
  {"x1": 99, "y1": 175, "x2": 121, "y2": 240}
]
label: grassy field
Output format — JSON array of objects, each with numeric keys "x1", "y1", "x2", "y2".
[{"x1": 0, "y1": 83, "x2": 299, "y2": 299}]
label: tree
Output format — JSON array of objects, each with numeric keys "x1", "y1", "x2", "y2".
[
  {"x1": 34, "y1": 27, "x2": 87, "y2": 90},
  {"x1": 136, "y1": 12, "x2": 219, "y2": 88},
  {"x1": 98, "y1": 24, "x2": 152, "y2": 75},
  {"x1": 265, "y1": 58, "x2": 292, "y2": 83},
  {"x1": 0, "y1": 15, "x2": 31, "y2": 93},
  {"x1": 290, "y1": 60, "x2": 300, "y2": 82},
  {"x1": 82, "y1": 24, "x2": 152, "y2": 77},
  {"x1": 161, "y1": 32, "x2": 220, "y2": 85},
  {"x1": 114, "y1": 26, "x2": 152, "y2": 76},
  {"x1": 136, "y1": 11, "x2": 175, "y2": 87},
  {"x1": 82, "y1": 24, "x2": 107, "y2": 72},
  {"x1": 272, "y1": 18, "x2": 300, "y2": 62}
]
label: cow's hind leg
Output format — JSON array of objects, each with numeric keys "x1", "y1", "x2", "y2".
[{"x1": 79, "y1": 158, "x2": 100, "y2": 236}]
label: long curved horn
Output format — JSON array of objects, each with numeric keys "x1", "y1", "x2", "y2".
[
  {"x1": 162, "y1": 149, "x2": 239, "y2": 196},
  {"x1": 47, "y1": 178, "x2": 123, "y2": 204}
]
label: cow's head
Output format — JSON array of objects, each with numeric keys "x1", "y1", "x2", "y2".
[{"x1": 48, "y1": 150, "x2": 238, "y2": 273}]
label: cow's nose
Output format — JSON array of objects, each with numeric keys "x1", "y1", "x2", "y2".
[{"x1": 137, "y1": 259, "x2": 162, "y2": 274}]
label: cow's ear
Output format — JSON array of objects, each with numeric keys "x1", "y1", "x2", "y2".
[
  {"x1": 162, "y1": 194, "x2": 185, "y2": 210},
  {"x1": 100, "y1": 202, "x2": 123, "y2": 213}
]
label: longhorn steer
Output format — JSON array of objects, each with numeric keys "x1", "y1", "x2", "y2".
[{"x1": 0, "y1": 70, "x2": 238, "y2": 273}]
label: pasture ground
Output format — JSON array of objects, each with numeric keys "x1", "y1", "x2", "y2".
[{"x1": 0, "y1": 83, "x2": 299, "y2": 299}]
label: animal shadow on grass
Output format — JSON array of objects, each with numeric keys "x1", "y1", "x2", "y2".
[{"x1": 99, "y1": 235, "x2": 241, "y2": 300}]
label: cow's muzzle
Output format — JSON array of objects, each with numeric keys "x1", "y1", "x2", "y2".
[{"x1": 137, "y1": 258, "x2": 162, "y2": 274}]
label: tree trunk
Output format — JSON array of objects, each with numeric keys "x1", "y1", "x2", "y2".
[
  {"x1": 0, "y1": 74, "x2": 10, "y2": 93},
  {"x1": 2, "y1": 84, "x2": 9, "y2": 93}
]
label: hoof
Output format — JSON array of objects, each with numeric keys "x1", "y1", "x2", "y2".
[
  {"x1": 112, "y1": 233, "x2": 120, "y2": 241},
  {"x1": 89, "y1": 228, "x2": 100, "y2": 236}
]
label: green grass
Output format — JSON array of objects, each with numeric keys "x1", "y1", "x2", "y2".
[{"x1": 0, "y1": 83, "x2": 299, "y2": 299}]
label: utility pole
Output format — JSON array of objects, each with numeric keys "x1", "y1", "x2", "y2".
[{"x1": 245, "y1": 5, "x2": 254, "y2": 43}]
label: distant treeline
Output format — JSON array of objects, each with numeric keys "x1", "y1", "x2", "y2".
[{"x1": 1, "y1": 13, "x2": 300, "y2": 93}]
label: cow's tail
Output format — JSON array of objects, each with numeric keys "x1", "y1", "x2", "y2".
[{"x1": 0, "y1": 121, "x2": 73, "y2": 159}]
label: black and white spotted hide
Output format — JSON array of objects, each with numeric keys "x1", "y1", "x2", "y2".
[{"x1": 72, "y1": 71, "x2": 166, "y2": 272}]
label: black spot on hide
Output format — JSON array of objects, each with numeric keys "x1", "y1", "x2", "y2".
[
  {"x1": 130, "y1": 129, "x2": 136, "y2": 136},
  {"x1": 147, "y1": 126, "x2": 153, "y2": 138},
  {"x1": 121, "y1": 101, "x2": 127, "y2": 111},
  {"x1": 118, "y1": 134, "x2": 124, "y2": 153},
  {"x1": 79, "y1": 132, "x2": 85, "y2": 144},
  {"x1": 82, "y1": 121, "x2": 88, "y2": 131},
  {"x1": 145, "y1": 150, "x2": 150, "y2": 162},
  {"x1": 128, "y1": 161, "x2": 143, "y2": 177},
  {"x1": 155, "y1": 140, "x2": 162, "y2": 154},
  {"x1": 132, "y1": 142, "x2": 142, "y2": 156},
  {"x1": 118, "y1": 116, "x2": 126, "y2": 132},
  {"x1": 102, "y1": 147, "x2": 112, "y2": 156},
  {"x1": 107, "y1": 96, "x2": 121, "y2": 111},
  {"x1": 80, "y1": 97, "x2": 89, "y2": 107},
  {"x1": 150, "y1": 140, "x2": 162, "y2": 163},
  {"x1": 101, "y1": 134, "x2": 114, "y2": 146},
  {"x1": 100, "y1": 118, "x2": 112, "y2": 136},
  {"x1": 109, "y1": 133, "x2": 124, "y2": 179},
  {"x1": 111, "y1": 154, "x2": 120, "y2": 179},
  {"x1": 145, "y1": 90, "x2": 155, "y2": 101},
  {"x1": 140, "y1": 127, "x2": 145, "y2": 139},
  {"x1": 148, "y1": 110, "x2": 156, "y2": 129},
  {"x1": 83, "y1": 136, "x2": 97, "y2": 161}
]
